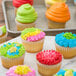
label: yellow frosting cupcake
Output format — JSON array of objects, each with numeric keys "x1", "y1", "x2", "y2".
[{"x1": 45, "y1": 0, "x2": 66, "y2": 9}]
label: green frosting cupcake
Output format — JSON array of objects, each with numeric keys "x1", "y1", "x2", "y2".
[
  {"x1": 0, "y1": 26, "x2": 6, "y2": 34},
  {"x1": 0, "y1": 42, "x2": 25, "y2": 58},
  {"x1": 16, "y1": 4, "x2": 38, "y2": 23}
]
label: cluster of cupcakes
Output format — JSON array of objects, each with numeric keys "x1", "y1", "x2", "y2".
[
  {"x1": 13, "y1": 0, "x2": 71, "y2": 31},
  {"x1": 0, "y1": 27, "x2": 76, "y2": 76},
  {"x1": 0, "y1": 0, "x2": 76, "y2": 76}
]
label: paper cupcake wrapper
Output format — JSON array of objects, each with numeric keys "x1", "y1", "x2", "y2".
[
  {"x1": 21, "y1": 38, "x2": 44, "y2": 53},
  {"x1": 55, "y1": 43, "x2": 76, "y2": 59},
  {"x1": 1, "y1": 54, "x2": 25, "y2": 69},
  {"x1": 15, "y1": 19, "x2": 35, "y2": 31},
  {"x1": 0, "y1": 32, "x2": 7, "y2": 43},
  {"x1": 47, "y1": 19, "x2": 65, "y2": 29},
  {"x1": 36, "y1": 60, "x2": 62, "y2": 76}
]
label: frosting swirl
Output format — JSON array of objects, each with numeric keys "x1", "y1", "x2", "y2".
[
  {"x1": 0, "y1": 42, "x2": 25, "y2": 58},
  {"x1": 13, "y1": 0, "x2": 33, "y2": 8},
  {"x1": 46, "y1": 3, "x2": 70, "y2": 23},
  {"x1": 55, "y1": 32, "x2": 76, "y2": 48},
  {"x1": 16, "y1": 4, "x2": 37, "y2": 23},
  {"x1": 6, "y1": 65, "x2": 36, "y2": 76},
  {"x1": 55, "y1": 69, "x2": 76, "y2": 76},
  {"x1": 36, "y1": 50, "x2": 62, "y2": 65},
  {"x1": 21, "y1": 28, "x2": 45, "y2": 42},
  {"x1": 45, "y1": 0, "x2": 66, "y2": 5}
]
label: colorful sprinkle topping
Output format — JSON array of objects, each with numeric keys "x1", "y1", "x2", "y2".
[
  {"x1": 21, "y1": 28, "x2": 45, "y2": 41},
  {"x1": 63, "y1": 32, "x2": 76, "y2": 39},
  {"x1": 55, "y1": 69, "x2": 76, "y2": 76},
  {"x1": 36, "y1": 50, "x2": 62, "y2": 65},
  {"x1": 6, "y1": 65, "x2": 36, "y2": 76},
  {"x1": 14, "y1": 65, "x2": 32, "y2": 75},
  {"x1": 55, "y1": 32, "x2": 76, "y2": 48},
  {"x1": 0, "y1": 42, "x2": 25, "y2": 58}
]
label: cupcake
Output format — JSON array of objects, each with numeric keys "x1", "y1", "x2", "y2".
[
  {"x1": 36, "y1": 50, "x2": 62, "y2": 76},
  {"x1": 16, "y1": 4, "x2": 37, "y2": 31},
  {"x1": 0, "y1": 25, "x2": 7, "y2": 43},
  {"x1": 55, "y1": 69, "x2": 76, "y2": 76},
  {"x1": 0, "y1": 42, "x2": 25, "y2": 68},
  {"x1": 13, "y1": 0, "x2": 33, "y2": 15},
  {"x1": 21, "y1": 28, "x2": 45, "y2": 53},
  {"x1": 6, "y1": 65, "x2": 36, "y2": 76},
  {"x1": 55, "y1": 32, "x2": 76, "y2": 59},
  {"x1": 45, "y1": 0, "x2": 66, "y2": 9},
  {"x1": 46, "y1": 3, "x2": 70, "y2": 29}
]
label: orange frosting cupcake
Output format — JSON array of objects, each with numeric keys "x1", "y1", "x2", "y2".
[{"x1": 46, "y1": 3, "x2": 70, "y2": 23}]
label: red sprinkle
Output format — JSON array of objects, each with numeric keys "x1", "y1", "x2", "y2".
[
  {"x1": 13, "y1": 0, "x2": 33, "y2": 8},
  {"x1": 36, "y1": 50, "x2": 62, "y2": 65}
]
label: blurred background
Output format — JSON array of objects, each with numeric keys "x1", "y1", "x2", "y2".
[{"x1": 0, "y1": 0, "x2": 75, "y2": 41}]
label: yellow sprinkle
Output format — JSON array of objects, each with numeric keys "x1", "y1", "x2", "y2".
[
  {"x1": 16, "y1": 44, "x2": 20, "y2": 46},
  {"x1": 14, "y1": 65, "x2": 32, "y2": 75},
  {"x1": 22, "y1": 30, "x2": 41, "y2": 40},
  {"x1": 10, "y1": 47, "x2": 17, "y2": 53}
]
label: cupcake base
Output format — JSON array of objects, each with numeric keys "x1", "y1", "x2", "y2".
[
  {"x1": 0, "y1": 33, "x2": 7, "y2": 43},
  {"x1": 1, "y1": 54, "x2": 25, "y2": 69},
  {"x1": 47, "y1": 20, "x2": 65, "y2": 29},
  {"x1": 55, "y1": 43, "x2": 76, "y2": 59},
  {"x1": 21, "y1": 38, "x2": 44, "y2": 53},
  {"x1": 15, "y1": 19, "x2": 35, "y2": 31},
  {"x1": 37, "y1": 60, "x2": 61, "y2": 76}
]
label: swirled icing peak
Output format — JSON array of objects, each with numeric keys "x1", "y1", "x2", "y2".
[
  {"x1": 55, "y1": 69, "x2": 76, "y2": 76},
  {"x1": 15, "y1": 65, "x2": 31, "y2": 75},
  {"x1": 36, "y1": 50, "x2": 62, "y2": 65},
  {"x1": 16, "y1": 4, "x2": 37, "y2": 23},
  {"x1": 0, "y1": 42, "x2": 25, "y2": 58},
  {"x1": 21, "y1": 28, "x2": 45, "y2": 42},
  {"x1": 46, "y1": 3, "x2": 70, "y2": 23},
  {"x1": 55, "y1": 32, "x2": 76, "y2": 48},
  {"x1": 45, "y1": 0, "x2": 66, "y2": 5},
  {"x1": 13, "y1": 0, "x2": 33, "y2": 8},
  {"x1": 6, "y1": 65, "x2": 36, "y2": 76}
]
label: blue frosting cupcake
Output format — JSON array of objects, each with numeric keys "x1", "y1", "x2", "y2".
[
  {"x1": 55, "y1": 32, "x2": 76, "y2": 59},
  {"x1": 55, "y1": 32, "x2": 76, "y2": 48},
  {"x1": 55, "y1": 69, "x2": 76, "y2": 76}
]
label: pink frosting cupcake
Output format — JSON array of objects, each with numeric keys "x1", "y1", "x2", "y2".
[
  {"x1": 21, "y1": 28, "x2": 45, "y2": 53},
  {"x1": 36, "y1": 50, "x2": 62, "y2": 76},
  {"x1": 6, "y1": 65, "x2": 35, "y2": 76}
]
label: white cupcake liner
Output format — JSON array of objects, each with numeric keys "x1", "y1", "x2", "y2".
[
  {"x1": 1, "y1": 54, "x2": 25, "y2": 68},
  {"x1": 15, "y1": 19, "x2": 35, "y2": 31},
  {"x1": 21, "y1": 38, "x2": 44, "y2": 53},
  {"x1": 36, "y1": 59, "x2": 62, "y2": 76},
  {"x1": 55, "y1": 43, "x2": 76, "y2": 58}
]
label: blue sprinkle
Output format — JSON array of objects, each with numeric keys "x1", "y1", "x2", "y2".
[
  {"x1": 3, "y1": 44, "x2": 6, "y2": 47},
  {"x1": 57, "y1": 69, "x2": 66, "y2": 76},
  {"x1": 73, "y1": 72, "x2": 76, "y2": 76},
  {"x1": 7, "y1": 46, "x2": 20, "y2": 56},
  {"x1": 8, "y1": 43, "x2": 11, "y2": 45}
]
